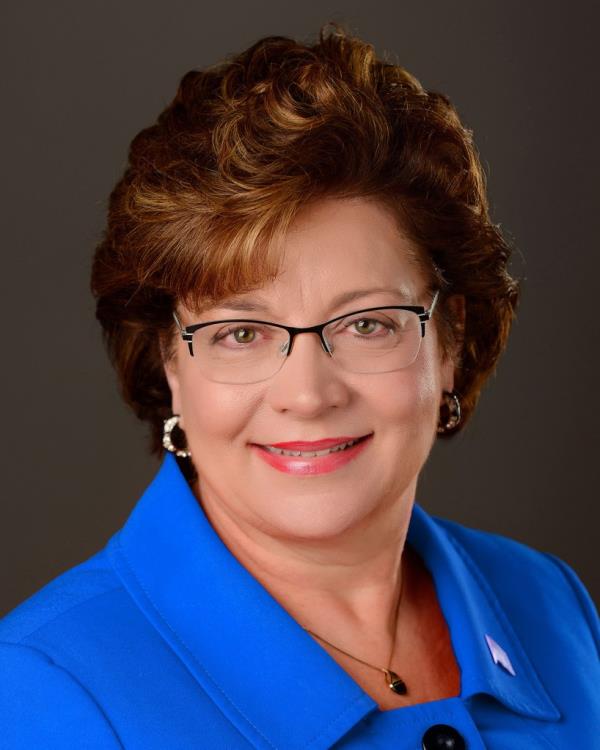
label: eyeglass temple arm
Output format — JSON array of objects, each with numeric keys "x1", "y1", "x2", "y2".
[
  {"x1": 424, "y1": 289, "x2": 440, "y2": 319},
  {"x1": 415, "y1": 289, "x2": 440, "y2": 338},
  {"x1": 173, "y1": 311, "x2": 195, "y2": 355}
]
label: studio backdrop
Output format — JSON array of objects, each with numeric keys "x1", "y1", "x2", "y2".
[{"x1": 1, "y1": 0, "x2": 598, "y2": 614}]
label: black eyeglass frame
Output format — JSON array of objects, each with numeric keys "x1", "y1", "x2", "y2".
[{"x1": 172, "y1": 289, "x2": 440, "y2": 364}]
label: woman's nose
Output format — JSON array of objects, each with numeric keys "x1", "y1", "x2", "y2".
[
  {"x1": 279, "y1": 329, "x2": 335, "y2": 373},
  {"x1": 266, "y1": 330, "x2": 350, "y2": 413},
  {"x1": 284, "y1": 328, "x2": 332, "y2": 358}
]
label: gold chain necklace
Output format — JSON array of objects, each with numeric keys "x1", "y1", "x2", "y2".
[{"x1": 301, "y1": 565, "x2": 407, "y2": 695}]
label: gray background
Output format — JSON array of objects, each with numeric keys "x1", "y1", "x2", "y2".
[{"x1": 1, "y1": 0, "x2": 598, "y2": 616}]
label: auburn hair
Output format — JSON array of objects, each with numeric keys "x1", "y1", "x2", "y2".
[{"x1": 91, "y1": 22, "x2": 520, "y2": 478}]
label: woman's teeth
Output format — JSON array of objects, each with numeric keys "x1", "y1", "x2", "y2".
[{"x1": 262, "y1": 437, "x2": 363, "y2": 457}]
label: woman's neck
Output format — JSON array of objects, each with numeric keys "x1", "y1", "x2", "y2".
[{"x1": 194, "y1": 476, "x2": 416, "y2": 655}]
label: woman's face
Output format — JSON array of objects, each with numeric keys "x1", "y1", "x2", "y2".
[{"x1": 164, "y1": 197, "x2": 456, "y2": 542}]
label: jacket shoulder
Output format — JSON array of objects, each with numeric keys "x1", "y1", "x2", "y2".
[
  {"x1": 0, "y1": 543, "x2": 122, "y2": 645},
  {"x1": 431, "y1": 513, "x2": 600, "y2": 656},
  {"x1": 0, "y1": 641, "x2": 122, "y2": 748}
]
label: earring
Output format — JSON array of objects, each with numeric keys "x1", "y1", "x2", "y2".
[
  {"x1": 163, "y1": 415, "x2": 192, "y2": 458},
  {"x1": 437, "y1": 391, "x2": 461, "y2": 434}
]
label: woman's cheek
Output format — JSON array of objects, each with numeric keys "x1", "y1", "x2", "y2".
[
  {"x1": 181, "y1": 375, "x2": 258, "y2": 449},
  {"x1": 385, "y1": 364, "x2": 438, "y2": 435}
]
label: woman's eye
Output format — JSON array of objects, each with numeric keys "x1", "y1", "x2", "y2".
[
  {"x1": 347, "y1": 318, "x2": 391, "y2": 335},
  {"x1": 214, "y1": 326, "x2": 258, "y2": 344},
  {"x1": 353, "y1": 319, "x2": 378, "y2": 334},
  {"x1": 232, "y1": 327, "x2": 256, "y2": 344}
]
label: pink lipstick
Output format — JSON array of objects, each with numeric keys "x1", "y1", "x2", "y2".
[{"x1": 250, "y1": 433, "x2": 373, "y2": 476}]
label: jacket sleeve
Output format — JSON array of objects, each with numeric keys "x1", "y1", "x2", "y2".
[
  {"x1": 543, "y1": 551, "x2": 600, "y2": 658},
  {"x1": 0, "y1": 642, "x2": 122, "y2": 749}
]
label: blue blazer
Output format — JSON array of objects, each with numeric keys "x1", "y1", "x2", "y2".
[{"x1": 1, "y1": 452, "x2": 598, "y2": 749}]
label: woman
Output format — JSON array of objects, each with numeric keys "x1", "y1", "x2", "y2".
[{"x1": 1, "y1": 23, "x2": 598, "y2": 749}]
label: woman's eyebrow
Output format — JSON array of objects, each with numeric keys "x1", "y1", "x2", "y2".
[{"x1": 216, "y1": 286, "x2": 415, "y2": 315}]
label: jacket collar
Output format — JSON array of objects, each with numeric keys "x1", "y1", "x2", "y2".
[{"x1": 107, "y1": 452, "x2": 560, "y2": 750}]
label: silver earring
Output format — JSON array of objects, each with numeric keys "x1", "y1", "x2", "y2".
[
  {"x1": 163, "y1": 415, "x2": 192, "y2": 458},
  {"x1": 437, "y1": 391, "x2": 461, "y2": 434}
]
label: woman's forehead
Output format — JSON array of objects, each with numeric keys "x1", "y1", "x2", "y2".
[
  {"x1": 180, "y1": 197, "x2": 433, "y2": 317},
  {"x1": 179, "y1": 280, "x2": 426, "y2": 322},
  {"x1": 214, "y1": 283, "x2": 418, "y2": 312}
]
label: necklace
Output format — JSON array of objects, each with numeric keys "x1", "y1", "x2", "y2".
[{"x1": 301, "y1": 562, "x2": 408, "y2": 695}]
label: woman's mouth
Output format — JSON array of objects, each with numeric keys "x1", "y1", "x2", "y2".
[
  {"x1": 250, "y1": 433, "x2": 374, "y2": 476},
  {"x1": 260, "y1": 434, "x2": 371, "y2": 457}
]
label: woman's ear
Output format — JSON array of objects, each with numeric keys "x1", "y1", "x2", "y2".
[
  {"x1": 160, "y1": 336, "x2": 184, "y2": 423},
  {"x1": 440, "y1": 293, "x2": 466, "y2": 394},
  {"x1": 448, "y1": 294, "x2": 466, "y2": 351}
]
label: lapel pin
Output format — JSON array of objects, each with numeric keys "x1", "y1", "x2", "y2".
[{"x1": 485, "y1": 633, "x2": 517, "y2": 676}]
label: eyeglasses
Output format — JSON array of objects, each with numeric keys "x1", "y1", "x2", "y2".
[{"x1": 172, "y1": 289, "x2": 440, "y2": 384}]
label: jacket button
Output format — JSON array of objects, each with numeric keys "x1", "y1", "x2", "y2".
[{"x1": 421, "y1": 724, "x2": 466, "y2": 750}]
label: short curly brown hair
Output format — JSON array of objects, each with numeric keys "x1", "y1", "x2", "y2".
[{"x1": 91, "y1": 22, "x2": 520, "y2": 469}]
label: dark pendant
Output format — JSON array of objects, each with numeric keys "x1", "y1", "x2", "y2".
[{"x1": 386, "y1": 669, "x2": 408, "y2": 695}]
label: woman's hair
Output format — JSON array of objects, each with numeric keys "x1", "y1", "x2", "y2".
[{"x1": 91, "y1": 22, "x2": 520, "y2": 469}]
